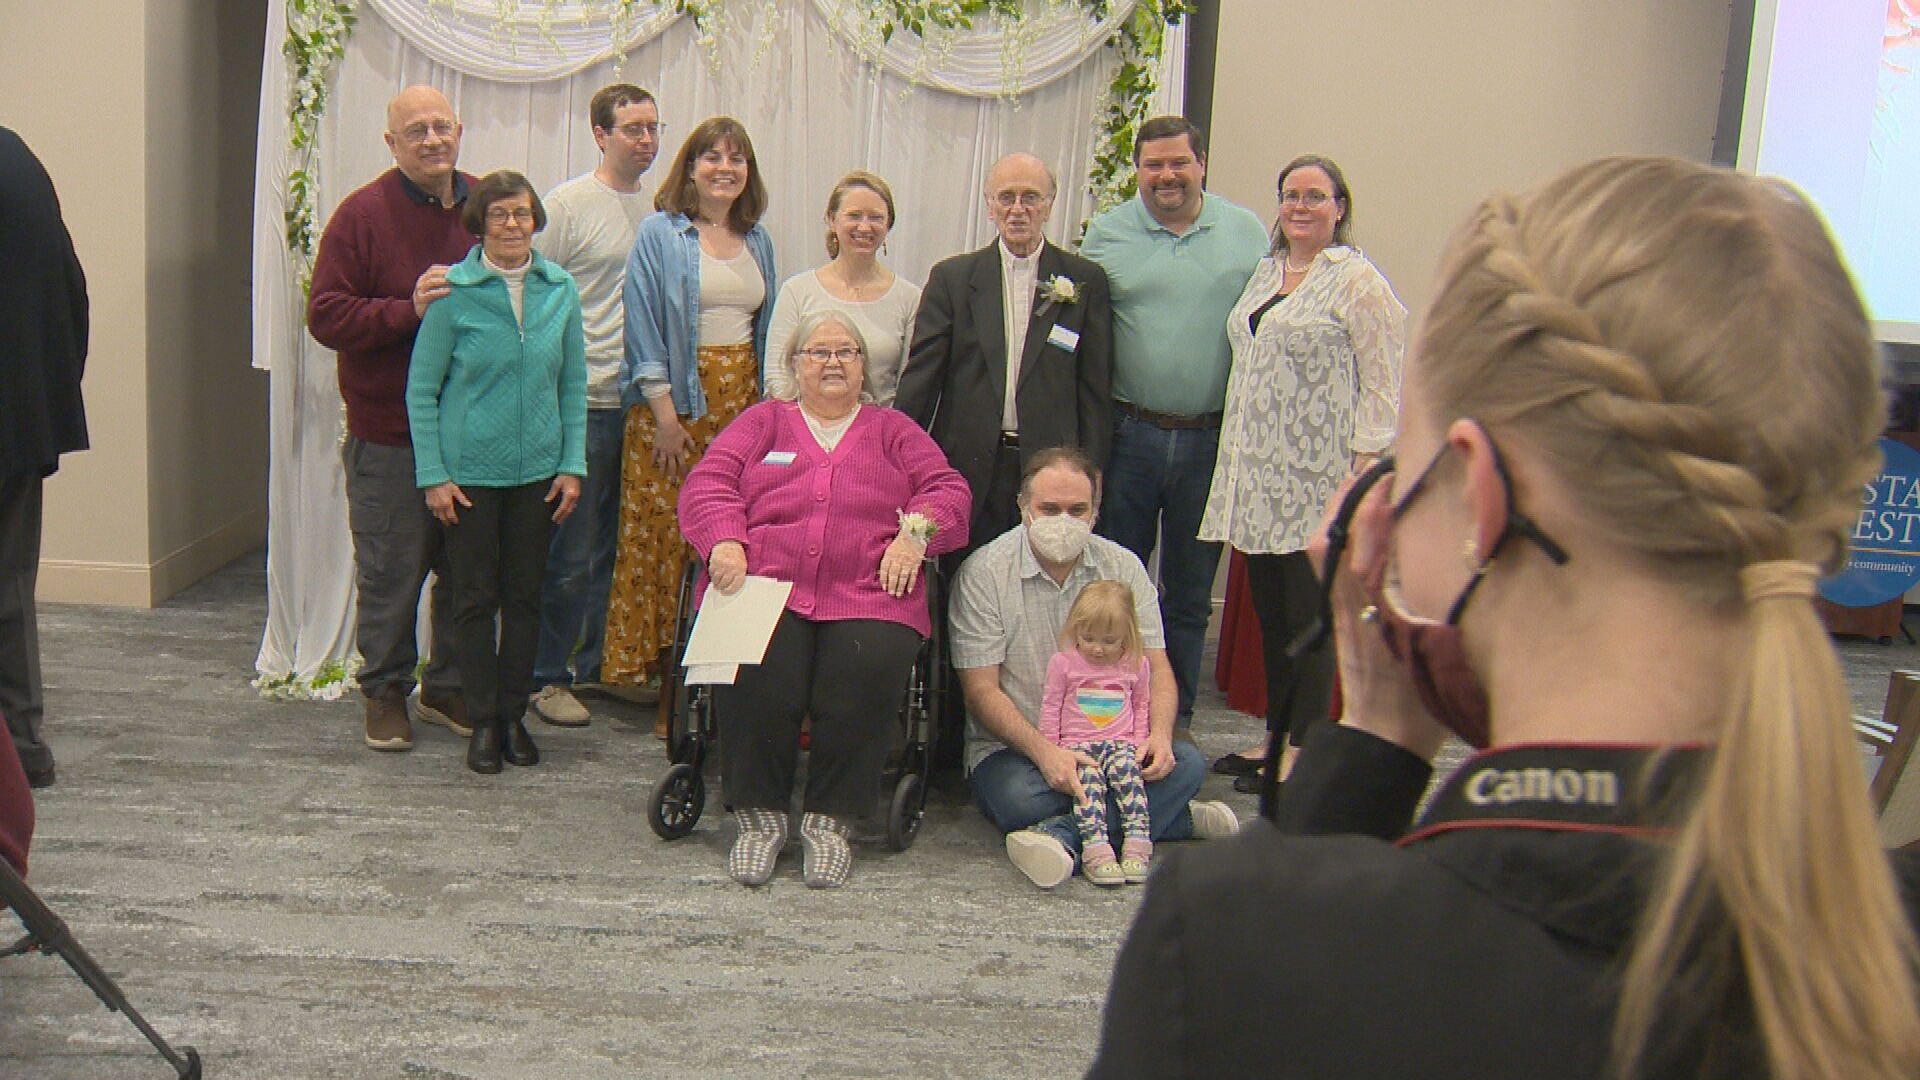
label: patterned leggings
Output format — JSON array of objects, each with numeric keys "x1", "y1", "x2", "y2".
[{"x1": 1071, "y1": 740, "x2": 1151, "y2": 846}]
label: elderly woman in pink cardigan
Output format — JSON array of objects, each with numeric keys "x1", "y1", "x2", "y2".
[{"x1": 679, "y1": 310, "x2": 970, "y2": 888}]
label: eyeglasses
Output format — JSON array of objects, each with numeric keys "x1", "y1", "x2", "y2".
[
  {"x1": 1388, "y1": 431, "x2": 1569, "y2": 622},
  {"x1": 611, "y1": 122, "x2": 665, "y2": 141},
  {"x1": 1279, "y1": 190, "x2": 1336, "y2": 208},
  {"x1": 396, "y1": 121, "x2": 457, "y2": 145},
  {"x1": 485, "y1": 207, "x2": 537, "y2": 226},
  {"x1": 993, "y1": 191, "x2": 1052, "y2": 210},
  {"x1": 796, "y1": 346, "x2": 863, "y2": 365}
]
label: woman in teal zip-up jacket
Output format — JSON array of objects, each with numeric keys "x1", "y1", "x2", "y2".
[{"x1": 409, "y1": 170, "x2": 588, "y2": 775}]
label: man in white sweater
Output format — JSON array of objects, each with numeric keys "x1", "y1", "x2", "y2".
[{"x1": 528, "y1": 83, "x2": 662, "y2": 727}]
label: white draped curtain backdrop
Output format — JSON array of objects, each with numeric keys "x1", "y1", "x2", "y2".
[{"x1": 251, "y1": 0, "x2": 1184, "y2": 695}]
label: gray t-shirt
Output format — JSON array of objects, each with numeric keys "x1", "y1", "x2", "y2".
[
  {"x1": 948, "y1": 526, "x2": 1166, "y2": 772},
  {"x1": 534, "y1": 172, "x2": 652, "y2": 409}
]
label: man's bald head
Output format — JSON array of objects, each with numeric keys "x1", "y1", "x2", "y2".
[
  {"x1": 386, "y1": 86, "x2": 456, "y2": 133},
  {"x1": 987, "y1": 153, "x2": 1056, "y2": 199},
  {"x1": 383, "y1": 85, "x2": 462, "y2": 198},
  {"x1": 984, "y1": 152, "x2": 1057, "y2": 257}
]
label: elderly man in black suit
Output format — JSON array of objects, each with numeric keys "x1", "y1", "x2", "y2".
[
  {"x1": 0, "y1": 127, "x2": 89, "y2": 790},
  {"x1": 895, "y1": 152, "x2": 1113, "y2": 564}
]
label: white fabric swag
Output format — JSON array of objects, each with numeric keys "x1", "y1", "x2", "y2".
[
  {"x1": 364, "y1": 0, "x2": 1144, "y2": 95},
  {"x1": 251, "y1": 0, "x2": 1183, "y2": 695}
]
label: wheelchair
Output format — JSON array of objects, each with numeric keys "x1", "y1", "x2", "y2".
[{"x1": 646, "y1": 557, "x2": 948, "y2": 852}]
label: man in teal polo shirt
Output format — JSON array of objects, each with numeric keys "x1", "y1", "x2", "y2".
[{"x1": 1080, "y1": 115, "x2": 1268, "y2": 727}]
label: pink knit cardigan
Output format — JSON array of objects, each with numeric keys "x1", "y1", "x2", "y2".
[{"x1": 678, "y1": 402, "x2": 971, "y2": 636}]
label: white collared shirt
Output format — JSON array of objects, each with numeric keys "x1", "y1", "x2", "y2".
[{"x1": 999, "y1": 239, "x2": 1042, "y2": 432}]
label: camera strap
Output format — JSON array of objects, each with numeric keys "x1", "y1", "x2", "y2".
[{"x1": 1398, "y1": 743, "x2": 1710, "y2": 847}]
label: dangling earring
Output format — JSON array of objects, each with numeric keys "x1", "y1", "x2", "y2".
[{"x1": 882, "y1": 238, "x2": 889, "y2": 257}]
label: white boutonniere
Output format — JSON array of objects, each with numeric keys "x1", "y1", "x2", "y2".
[
  {"x1": 897, "y1": 509, "x2": 938, "y2": 548},
  {"x1": 1038, "y1": 275, "x2": 1079, "y2": 305}
]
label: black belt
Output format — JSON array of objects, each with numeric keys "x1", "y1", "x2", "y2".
[
  {"x1": 1116, "y1": 399, "x2": 1222, "y2": 430},
  {"x1": 999, "y1": 431, "x2": 1021, "y2": 448}
]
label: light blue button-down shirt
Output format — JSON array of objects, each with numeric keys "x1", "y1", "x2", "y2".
[{"x1": 621, "y1": 210, "x2": 777, "y2": 420}]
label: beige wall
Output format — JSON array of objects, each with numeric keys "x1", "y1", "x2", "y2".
[
  {"x1": 144, "y1": 0, "x2": 271, "y2": 601},
  {"x1": 1209, "y1": 0, "x2": 1734, "y2": 321},
  {"x1": 0, "y1": 0, "x2": 267, "y2": 606}
]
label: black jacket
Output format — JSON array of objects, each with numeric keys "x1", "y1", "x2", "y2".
[
  {"x1": 894, "y1": 241, "x2": 1111, "y2": 521},
  {"x1": 0, "y1": 126, "x2": 88, "y2": 479},
  {"x1": 1089, "y1": 725, "x2": 1920, "y2": 1079}
]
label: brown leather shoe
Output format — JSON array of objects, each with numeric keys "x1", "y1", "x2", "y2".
[
  {"x1": 364, "y1": 688, "x2": 413, "y2": 751},
  {"x1": 416, "y1": 687, "x2": 473, "y2": 738}
]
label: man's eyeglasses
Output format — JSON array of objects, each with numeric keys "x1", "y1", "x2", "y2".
[
  {"x1": 1279, "y1": 190, "x2": 1336, "y2": 208},
  {"x1": 485, "y1": 207, "x2": 537, "y2": 226},
  {"x1": 610, "y1": 122, "x2": 665, "y2": 141},
  {"x1": 993, "y1": 191, "x2": 1051, "y2": 210},
  {"x1": 796, "y1": 347, "x2": 862, "y2": 365},
  {"x1": 396, "y1": 121, "x2": 456, "y2": 145}
]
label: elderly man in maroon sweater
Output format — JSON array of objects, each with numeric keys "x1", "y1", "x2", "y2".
[{"x1": 307, "y1": 86, "x2": 475, "y2": 752}]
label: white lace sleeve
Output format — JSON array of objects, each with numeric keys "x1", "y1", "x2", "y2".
[{"x1": 1344, "y1": 259, "x2": 1407, "y2": 454}]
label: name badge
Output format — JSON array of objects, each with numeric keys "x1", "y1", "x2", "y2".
[
  {"x1": 761, "y1": 451, "x2": 797, "y2": 466},
  {"x1": 1047, "y1": 324, "x2": 1081, "y2": 352}
]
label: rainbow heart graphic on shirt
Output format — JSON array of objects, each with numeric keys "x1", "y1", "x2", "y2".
[{"x1": 1075, "y1": 686, "x2": 1128, "y2": 728}]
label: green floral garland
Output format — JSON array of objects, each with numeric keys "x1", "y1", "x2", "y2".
[
  {"x1": 285, "y1": 0, "x2": 360, "y2": 294},
  {"x1": 281, "y1": 0, "x2": 1189, "y2": 279}
]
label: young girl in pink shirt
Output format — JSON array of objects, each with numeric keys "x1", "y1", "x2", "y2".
[{"x1": 1040, "y1": 581, "x2": 1155, "y2": 887}]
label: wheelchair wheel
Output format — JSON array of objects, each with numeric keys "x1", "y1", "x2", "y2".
[
  {"x1": 886, "y1": 772, "x2": 924, "y2": 851},
  {"x1": 649, "y1": 762, "x2": 706, "y2": 840}
]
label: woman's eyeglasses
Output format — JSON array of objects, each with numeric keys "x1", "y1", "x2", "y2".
[
  {"x1": 796, "y1": 347, "x2": 862, "y2": 365},
  {"x1": 1279, "y1": 190, "x2": 1335, "y2": 208}
]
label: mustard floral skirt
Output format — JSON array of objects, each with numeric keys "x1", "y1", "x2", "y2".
[{"x1": 601, "y1": 342, "x2": 759, "y2": 684}]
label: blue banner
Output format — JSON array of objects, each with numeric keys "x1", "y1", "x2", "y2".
[{"x1": 1823, "y1": 437, "x2": 1920, "y2": 608}]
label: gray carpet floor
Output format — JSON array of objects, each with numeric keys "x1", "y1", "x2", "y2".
[
  {"x1": 0, "y1": 553, "x2": 1272, "y2": 1079},
  {"x1": 4, "y1": 552, "x2": 1916, "y2": 1078}
]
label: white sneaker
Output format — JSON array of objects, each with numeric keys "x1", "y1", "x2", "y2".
[
  {"x1": 1189, "y1": 799, "x2": 1241, "y2": 839},
  {"x1": 531, "y1": 685, "x2": 590, "y2": 727},
  {"x1": 1006, "y1": 829, "x2": 1074, "y2": 889}
]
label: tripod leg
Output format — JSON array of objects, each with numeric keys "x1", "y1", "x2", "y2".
[{"x1": 0, "y1": 858, "x2": 202, "y2": 1076}]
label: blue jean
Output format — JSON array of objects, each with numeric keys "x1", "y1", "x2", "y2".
[
  {"x1": 1097, "y1": 414, "x2": 1224, "y2": 724},
  {"x1": 532, "y1": 407, "x2": 625, "y2": 687},
  {"x1": 970, "y1": 739, "x2": 1204, "y2": 867}
]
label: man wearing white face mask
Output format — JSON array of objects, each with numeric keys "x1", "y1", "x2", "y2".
[{"x1": 950, "y1": 447, "x2": 1239, "y2": 889}]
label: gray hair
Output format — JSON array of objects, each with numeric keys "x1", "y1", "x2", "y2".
[{"x1": 785, "y1": 309, "x2": 875, "y2": 404}]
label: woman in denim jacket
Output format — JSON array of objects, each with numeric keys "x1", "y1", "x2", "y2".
[{"x1": 603, "y1": 117, "x2": 776, "y2": 731}]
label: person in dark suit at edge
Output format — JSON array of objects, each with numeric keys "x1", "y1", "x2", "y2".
[{"x1": 0, "y1": 126, "x2": 89, "y2": 792}]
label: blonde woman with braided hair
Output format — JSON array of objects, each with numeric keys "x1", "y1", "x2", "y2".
[{"x1": 1090, "y1": 156, "x2": 1920, "y2": 1080}]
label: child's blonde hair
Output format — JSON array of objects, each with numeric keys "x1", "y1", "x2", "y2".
[{"x1": 1062, "y1": 581, "x2": 1142, "y2": 662}]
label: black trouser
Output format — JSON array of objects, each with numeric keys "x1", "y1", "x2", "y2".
[
  {"x1": 718, "y1": 613, "x2": 922, "y2": 820},
  {"x1": 440, "y1": 481, "x2": 554, "y2": 731},
  {"x1": 1246, "y1": 551, "x2": 1334, "y2": 747},
  {"x1": 943, "y1": 439, "x2": 1023, "y2": 579},
  {"x1": 0, "y1": 473, "x2": 49, "y2": 775}
]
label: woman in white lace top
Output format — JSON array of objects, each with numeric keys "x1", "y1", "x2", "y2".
[{"x1": 1199, "y1": 155, "x2": 1406, "y2": 783}]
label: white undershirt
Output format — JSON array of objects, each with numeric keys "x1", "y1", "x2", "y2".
[
  {"x1": 698, "y1": 248, "x2": 764, "y2": 346},
  {"x1": 483, "y1": 251, "x2": 529, "y2": 326},
  {"x1": 801, "y1": 403, "x2": 860, "y2": 452},
  {"x1": 999, "y1": 240, "x2": 1040, "y2": 431}
]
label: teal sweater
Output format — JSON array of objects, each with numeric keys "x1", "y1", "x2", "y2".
[{"x1": 408, "y1": 246, "x2": 588, "y2": 488}]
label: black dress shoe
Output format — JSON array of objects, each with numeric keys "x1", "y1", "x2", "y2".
[
  {"x1": 24, "y1": 761, "x2": 55, "y2": 789},
  {"x1": 467, "y1": 722, "x2": 504, "y2": 774},
  {"x1": 502, "y1": 718, "x2": 540, "y2": 767},
  {"x1": 1234, "y1": 772, "x2": 1280, "y2": 796},
  {"x1": 1211, "y1": 752, "x2": 1264, "y2": 777}
]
